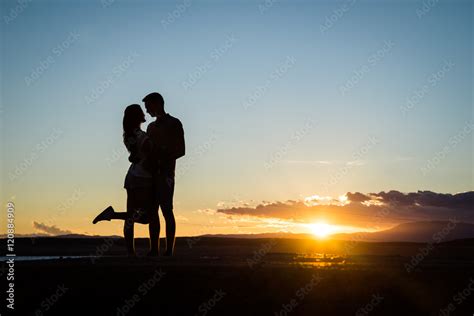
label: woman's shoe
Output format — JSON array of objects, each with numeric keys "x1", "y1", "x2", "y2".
[{"x1": 92, "y1": 206, "x2": 115, "y2": 224}]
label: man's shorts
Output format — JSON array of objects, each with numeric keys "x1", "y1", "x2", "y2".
[{"x1": 153, "y1": 169, "x2": 175, "y2": 217}]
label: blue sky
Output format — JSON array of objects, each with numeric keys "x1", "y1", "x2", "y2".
[{"x1": 0, "y1": 0, "x2": 472, "y2": 236}]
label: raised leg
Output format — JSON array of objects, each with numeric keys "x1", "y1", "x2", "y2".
[{"x1": 93, "y1": 206, "x2": 129, "y2": 223}]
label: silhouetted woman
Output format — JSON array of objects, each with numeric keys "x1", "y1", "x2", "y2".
[{"x1": 92, "y1": 104, "x2": 155, "y2": 257}]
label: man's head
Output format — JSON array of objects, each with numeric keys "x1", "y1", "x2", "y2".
[{"x1": 143, "y1": 92, "x2": 165, "y2": 117}]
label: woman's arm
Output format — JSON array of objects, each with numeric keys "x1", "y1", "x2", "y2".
[
  {"x1": 124, "y1": 135, "x2": 140, "y2": 163},
  {"x1": 141, "y1": 135, "x2": 158, "y2": 173}
]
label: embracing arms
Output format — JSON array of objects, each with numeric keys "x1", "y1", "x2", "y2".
[{"x1": 141, "y1": 119, "x2": 185, "y2": 170}]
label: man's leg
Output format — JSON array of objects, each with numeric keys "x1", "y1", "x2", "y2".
[
  {"x1": 160, "y1": 172, "x2": 176, "y2": 256},
  {"x1": 123, "y1": 217, "x2": 135, "y2": 256},
  {"x1": 148, "y1": 183, "x2": 160, "y2": 256},
  {"x1": 162, "y1": 207, "x2": 175, "y2": 256}
]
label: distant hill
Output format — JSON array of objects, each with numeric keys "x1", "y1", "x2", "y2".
[
  {"x1": 57, "y1": 234, "x2": 122, "y2": 239},
  {"x1": 201, "y1": 232, "x2": 314, "y2": 239},
  {"x1": 4, "y1": 221, "x2": 473, "y2": 243},
  {"x1": 331, "y1": 221, "x2": 474, "y2": 242},
  {"x1": 0, "y1": 233, "x2": 49, "y2": 238},
  {"x1": 202, "y1": 221, "x2": 474, "y2": 242},
  {"x1": 0, "y1": 233, "x2": 121, "y2": 239}
]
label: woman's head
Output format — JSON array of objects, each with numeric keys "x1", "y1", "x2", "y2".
[
  {"x1": 123, "y1": 104, "x2": 145, "y2": 135},
  {"x1": 123, "y1": 104, "x2": 145, "y2": 153}
]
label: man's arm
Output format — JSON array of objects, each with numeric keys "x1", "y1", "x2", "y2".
[
  {"x1": 173, "y1": 120, "x2": 185, "y2": 159},
  {"x1": 145, "y1": 122, "x2": 162, "y2": 171},
  {"x1": 141, "y1": 136, "x2": 157, "y2": 173},
  {"x1": 147, "y1": 119, "x2": 185, "y2": 162}
]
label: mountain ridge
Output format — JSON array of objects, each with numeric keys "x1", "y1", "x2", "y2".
[{"x1": 4, "y1": 221, "x2": 473, "y2": 242}]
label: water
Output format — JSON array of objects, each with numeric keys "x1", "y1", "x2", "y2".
[{"x1": 0, "y1": 256, "x2": 96, "y2": 262}]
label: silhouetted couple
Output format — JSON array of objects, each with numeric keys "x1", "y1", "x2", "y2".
[{"x1": 93, "y1": 92, "x2": 185, "y2": 257}]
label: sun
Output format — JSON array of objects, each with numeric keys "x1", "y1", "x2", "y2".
[{"x1": 309, "y1": 222, "x2": 334, "y2": 238}]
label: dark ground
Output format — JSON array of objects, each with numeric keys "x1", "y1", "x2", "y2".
[{"x1": 2, "y1": 237, "x2": 474, "y2": 316}]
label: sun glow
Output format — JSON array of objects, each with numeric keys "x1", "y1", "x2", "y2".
[{"x1": 309, "y1": 222, "x2": 335, "y2": 238}]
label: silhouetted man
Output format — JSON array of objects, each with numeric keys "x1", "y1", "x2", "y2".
[{"x1": 143, "y1": 92, "x2": 185, "y2": 256}]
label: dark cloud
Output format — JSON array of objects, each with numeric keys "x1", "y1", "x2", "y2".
[
  {"x1": 217, "y1": 191, "x2": 474, "y2": 227},
  {"x1": 367, "y1": 190, "x2": 474, "y2": 209},
  {"x1": 346, "y1": 192, "x2": 371, "y2": 203},
  {"x1": 33, "y1": 221, "x2": 72, "y2": 235}
]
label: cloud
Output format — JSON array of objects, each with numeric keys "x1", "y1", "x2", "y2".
[
  {"x1": 196, "y1": 208, "x2": 217, "y2": 215},
  {"x1": 346, "y1": 192, "x2": 371, "y2": 203},
  {"x1": 285, "y1": 160, "x2": 333, "y2": 165},
  {"x1": 216, "y1": 191, "x2": 474, "y2": 228},
  {"x1": 394, "y1": 156, "x2": 413, "y2": 162},
  {"x1": 33, "y1": 221, "x2": 72, "y2": 235},
  {"x1": 175, "y1": 215, "x2": 189, "y2": 222},
  {"x1": 350, "y1": 190, "x2": 474, "y2": 209},
  {"x1": 284, "y1": 160, "x2": 366, "y2": 166}
]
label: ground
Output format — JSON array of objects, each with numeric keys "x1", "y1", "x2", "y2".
[{"x1": 4, "y1": 237, "x2": 474, "y2": 315}]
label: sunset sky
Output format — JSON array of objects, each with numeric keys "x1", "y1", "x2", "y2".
[{"x1": 1, "y1": 0, "x2": 472, "y2": 237}]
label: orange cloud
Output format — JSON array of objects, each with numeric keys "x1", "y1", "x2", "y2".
[{"x1": 216, "y1": 191, "x2": 474, "y2": 228}]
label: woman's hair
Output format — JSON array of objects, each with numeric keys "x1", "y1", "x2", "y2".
[{"x1": 123, "y1": 104, "x2": 145, "y2": 153}]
